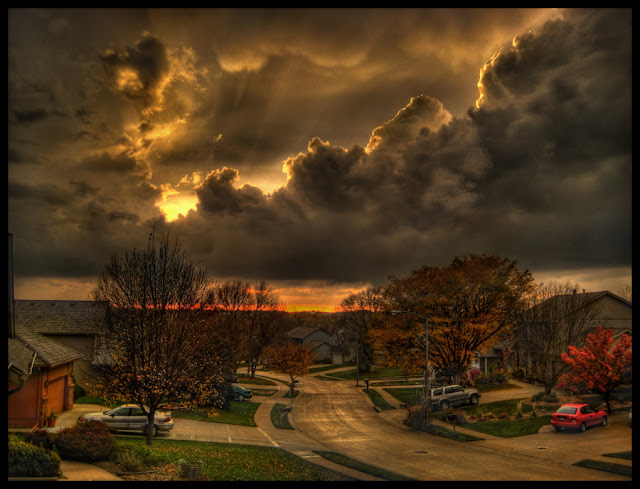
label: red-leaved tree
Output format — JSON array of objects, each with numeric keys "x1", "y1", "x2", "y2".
[{"x1": 556, "y1": 327, "x2": 632, "y2": 413}]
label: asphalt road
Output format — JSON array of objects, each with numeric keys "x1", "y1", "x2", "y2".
[{"x1": 265, "y1": 370, "x2": 632, "y2": 481}]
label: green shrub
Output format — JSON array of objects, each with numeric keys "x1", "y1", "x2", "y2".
[
  {"x1": 24, "y1": 429, "x2": 56, "y2": 451},
  {"x1": 55, "y1": 420, "x2": 115, "y2": 462},
  {"x1": 114, "y1": 444, "x2": 159, "y2": 468},
  {"x1": 8, "y1": 436, "x2": 61, "y2": 478},
  {"x1": 116, "y1": 449, "x2": 144, "y2": 473}
]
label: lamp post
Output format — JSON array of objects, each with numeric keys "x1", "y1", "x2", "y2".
[{"x1": 391, "y1": 310, "x2": 430, "y2": 425}]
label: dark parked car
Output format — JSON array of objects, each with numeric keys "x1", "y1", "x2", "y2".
[
  {"x1": 232, "y1": 384, "x2": 252, "y2": 401},
  {"x1": 429, "y1": 385, "x2": 480, "y2": 410},
  {"x1": 551, "y1": 403, "x2": 608, "y2": 432}
]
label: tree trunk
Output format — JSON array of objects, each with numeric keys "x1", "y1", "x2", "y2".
[{"x1": 146, "y1": 412, "x2": 155, "y2": 446}]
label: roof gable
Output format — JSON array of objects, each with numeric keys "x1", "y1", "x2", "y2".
[
  {"x1": 287, "y1": 326, "x2": 330, "y2": 339},
  {"x1": 527, "y1": 290, "x2": 631, "y2": 315},
  {"x1": 15, "y1": 325, "x2": 83, "y2": 366}
]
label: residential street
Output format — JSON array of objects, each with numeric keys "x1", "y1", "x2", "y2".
[
  {"x1": 282, "y1": 371, "x2": 632, "y2": 480},
  {"x1": 55, "y1": 370, "x2": 632, "y2": 481}
]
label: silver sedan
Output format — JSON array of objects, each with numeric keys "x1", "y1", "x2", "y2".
[{"x1": 78, "y1": 404, "x2": 174, "y2": 436}]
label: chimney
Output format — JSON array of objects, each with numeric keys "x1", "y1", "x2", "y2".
[{"x1": 8, "y1": 233, "x2": 15, "y2": 338}]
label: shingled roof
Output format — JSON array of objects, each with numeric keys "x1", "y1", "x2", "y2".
[
  {"x1": 287, "y1": 326, "x2": 330, "y2": 340},
  {"x1": 12, "y1": 325, "x2": 82, "y2": 367},
  {"x1": 14, "y1": 300, "x2": 108, "y2": 335}
]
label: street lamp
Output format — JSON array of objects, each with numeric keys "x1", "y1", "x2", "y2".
[{"x1": 391, "y1": 310, "x2": 430, "y2": 424}]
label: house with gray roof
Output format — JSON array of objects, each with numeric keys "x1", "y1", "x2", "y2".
[
  {"x1": 9, "y1": 326, "x2": 82, "y2": 428},
  {"x1": 14, "y1": 299, "x2": 110, "y2": 391},
  {"x1": 287, "y1": 326, "x2": 333, "y2": 363}
]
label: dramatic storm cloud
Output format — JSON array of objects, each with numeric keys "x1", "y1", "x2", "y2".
[{"x1": 8, "y1": 8, "x2": 631, "y2": 308}]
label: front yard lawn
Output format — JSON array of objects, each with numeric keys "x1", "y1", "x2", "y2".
[
  {"x1": 461, "y1": 415, "x2": 552, "y2": 437},
  {"x1": 172, "y1": 401, "x2": 259, "y2": 427},
  {"x1": 113, "y1": 438, "x2": 353, "y2": 480}
]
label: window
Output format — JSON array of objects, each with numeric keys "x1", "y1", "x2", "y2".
[
  {"x1": 445, "y1": 386, "x2": 464, "y2": 394},
  {"x1": 431, "y1": 388, "x2": 443, "y2": 396},
  {"x1": 581, "y1": 406, "x2": 595, "y2": 414}
]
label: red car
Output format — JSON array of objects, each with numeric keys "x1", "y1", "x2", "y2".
[{"x1": 550, "y1": 403, "x2": 608, "y2": 432}]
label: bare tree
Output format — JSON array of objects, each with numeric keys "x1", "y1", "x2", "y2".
[
  {"x1": 514, "y1": 282, "x2": 603, "y2": 395},
  {"x1": 245, "y1": 281, "x2": 286, "y2": 377},
  {"x1": 338, "y1": 286, "x2": 384, "y2": 377},
  {"x1": 92, "y1": 232, "x2": 225, "y2": 445},
  {"x1": 211, "y1": 279, "x2": 253, "y2": 371}
]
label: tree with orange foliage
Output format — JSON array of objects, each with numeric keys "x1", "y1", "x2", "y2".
[
  {"x1": 375, "y1": 254, "x2": 534, "y2": 384},
  {"x1": 556, "y1": 327, "x2": 632, "y2": 413},
  {"x1": 262, "y1": 342, "x2": 315, "y2": 394}
]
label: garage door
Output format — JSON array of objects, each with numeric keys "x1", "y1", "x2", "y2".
[{"x1": 47, "y1": 377, "x2": 67, "y2": 413}]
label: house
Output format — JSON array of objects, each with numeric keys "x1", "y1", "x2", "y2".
[
  {"x1": 14, "y1": 300, "x2": 110, "y2": 392},
  {"x1": 330, "y1": 329, "x2": 359, "y2": 365},
  {"x1": 8, "y1": 326, "x2": 82, "y2": 428},
  {"x1": 8, "y1": 233, "x2": 83, "y2": 428},
  {"x1": 287, "y1": 326, "x2": 333, "y2": 363},
  {"x1": 472, "y1": 290, "x2": 631, "y2": 378},
  {"x1": 513, "y1": 290, "x2": 632, "y2": 380}
]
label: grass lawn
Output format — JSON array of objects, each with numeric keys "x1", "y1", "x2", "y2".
[
  {"x1": 383, "y1": 387, "x2": 424, "y2": 406},
  {"x1": 312, "y1": 451, "x2": 415, "y2": 481},
  {"x1": 573, "y1": 459, "x2": 632, "y2": 478},
  {"x1": 114, "y1": 437, "x2": 353, "y2": 480},
  {"x1": 362, "y1": 389, "x2": 396, "y2": 411},
  {"x1": 462, "y1": 415, "x2": 552, "y2": 437},
  {"x1": 172, "y1": 401, "x2": 260, "y2": 427},
  {"x1": 270, "y1": 403, "x2": 294, "y2": 429},
  {"x1": 236, "y1": 374, "x2": 278, "y2": 386}
]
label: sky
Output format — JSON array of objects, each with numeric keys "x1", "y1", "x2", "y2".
[{"x1": 8, "y1": 8, "x2": 632, "y2": 311}]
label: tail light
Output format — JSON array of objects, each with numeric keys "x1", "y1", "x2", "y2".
[
  {"x1": 163, "y1": 417, "x2": 171, "y2": 423},
  {"x1": 78, "y1": 416, "x2": 85, "y2": 421}
]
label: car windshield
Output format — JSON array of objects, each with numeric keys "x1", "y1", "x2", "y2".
[
  {"x1": 103, "y1": 406, "x2": 149, "y2": 416},
  {"x1": 556, "y1": 406, "x2": 578, "y2": 414}
]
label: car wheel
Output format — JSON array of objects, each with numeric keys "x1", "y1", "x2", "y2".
[
  {"x1": 145, "y1": 424, "x2": 159, "y2": 437},
  {"x1": 440, "y1": 400, "x2": 449, "y2": 410},
  {"x1": 554, "y1": 426, "x2": 562, "y2": 432},
  {"x1": 237, "y1": 394, "x2": 245, "y2": 402},
  {"x1": 579, "y1": 422, "x2": 586, "y2": 432},
  {"x1": 469, "y1": 394, "x2": 479, "y2": 405},
  {"x1": 601, "y1": 416, "x2": 608, "y2": 426}
]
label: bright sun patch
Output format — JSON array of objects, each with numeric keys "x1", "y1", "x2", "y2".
[{"x1": 156, "y1": 189, "x2": 199, "y2": 221}]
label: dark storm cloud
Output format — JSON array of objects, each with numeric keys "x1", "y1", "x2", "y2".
[
  {"x1": 169, "y1": 8, "x2": 630, "y2": 284},
  {"x1": 8, "y1": 8, "x2": 630, "y2": 297},
  {"x1": 99, "y1": 32, "x2": 171, "y2": 110},
  {"x1": 79, "y1": 152, "x2": 139, "y2": 173}
]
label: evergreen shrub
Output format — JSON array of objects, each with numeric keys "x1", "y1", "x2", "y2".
[
  {"x1": 8, "y1": 435, "x2": 61, "y2": 478},
  {"x1": 24, "y1": 429, "x2": 56, "y2": 451}
]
